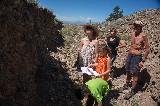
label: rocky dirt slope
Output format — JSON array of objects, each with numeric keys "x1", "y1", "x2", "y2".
[
  {"x1": 0, "y1": 0, "x2": 159, "y2": 105},
  {"x1": 52, "y1": 8, "x2": 160, "y2": 106}
]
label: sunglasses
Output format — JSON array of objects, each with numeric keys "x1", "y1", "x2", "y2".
[{"x1": 86, "y1": 27, "x2": 93, "y2": 30}]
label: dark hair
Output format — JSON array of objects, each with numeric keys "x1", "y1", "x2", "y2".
[
  {"x1": 75, "y1": 88, "x2": 84, "y2": 100},
  {"x1": 103, "y1": 46, "x2": 111, "y2": 54},
  {"x1": 84, "y1": 24, "x2": 99, "y2": 37},
  {"x1": 110, "y1": 28, "x2": 117, "y2": 34},
  {"x1": 86, "y1": 27, "x2": 97, "y2": 38},
  {"x1": 86, "y1": 26, "x2": 93, "y2": 30},
  {"x1": 99, "y1": 44, "x2": 111, "y2": 54},
  {"x1": 134, "y1": 24, "x2": 142, "y2": 31}
]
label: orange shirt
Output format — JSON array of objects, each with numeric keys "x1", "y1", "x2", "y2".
[{"x1": 96, "y1": 56, "x2": 109, "y2": 81}]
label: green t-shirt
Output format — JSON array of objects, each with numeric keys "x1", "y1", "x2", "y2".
[{"x1": 85, "y1": 78, "x2": 110, "y2": 103}]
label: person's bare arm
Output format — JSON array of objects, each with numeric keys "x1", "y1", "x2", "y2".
[
  {"x1": 129, "y1": 32, "x2": 135, "y2": 53},
  {"x1": 115, "y1": 40, "x2": 126, "y2": 50},
  {"x1": 131, "y1": 32, "x2": 135, "y2": 45},
  {"x1": 142, "y1": 34, "x2": 150, "y2": 60},
  {"x1": 78, "y1": 39, "x2": 83, "y2": 53},
  {"x1": 94, "y1": 40, "x2": 99, "y2": 62}
]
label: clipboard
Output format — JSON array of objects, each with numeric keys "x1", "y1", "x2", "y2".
[{"x1": 81, "y1": 67, "x2": 99, "y2": 76}]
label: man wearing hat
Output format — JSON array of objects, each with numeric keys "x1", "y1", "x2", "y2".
[
  {"x1": 123, "y1": 21, "x2": 150, "y2": 99},
  {"x1": 77, "y1": 24, "x2": 99, "y2": 84}
]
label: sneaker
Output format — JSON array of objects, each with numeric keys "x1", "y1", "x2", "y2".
[
  {"x1": 124, "y1": 90, "x2": 135, "y2": 100},
  {"x1": 117, "y1": 87, "x2": 124, "y2": 93},
  {"x1": 117, "y1": 83, "x2": 129, "y2": 93},
  {"x1": 123, "y1": 83, "x2": 129, "y2": 90}
]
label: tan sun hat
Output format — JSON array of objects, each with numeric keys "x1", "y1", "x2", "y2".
[
  {"x1": 84, "y1": 24, "x2": 99, "y2": 36},
  {"x1": 133, "y1": 20, "x2": 143, "y2": 26}
]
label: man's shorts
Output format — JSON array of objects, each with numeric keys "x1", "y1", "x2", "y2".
[{"x1": 125, "y1": 54, "x2": 142, "y2": 73}]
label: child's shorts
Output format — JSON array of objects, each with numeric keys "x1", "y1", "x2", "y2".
[{"x1": 125, "y1": 54, "x2": 142, "y2": 73}]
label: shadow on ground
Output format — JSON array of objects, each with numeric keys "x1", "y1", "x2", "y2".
[
  {"x1": 103, "y1": 89, "x2": 120, "y2": 106},
  {"x1": 34, "y1": 25, "x2": 82, "y2": 106},
  {"x1": 34, "y1": 51, "x2": 82, "y2": 106},
  {"x1": 136, "y1": 68, "x2": 151, "y2": 92},
  {"x1": 112, "y1": 66, "x2": 126, "y2": 79}
]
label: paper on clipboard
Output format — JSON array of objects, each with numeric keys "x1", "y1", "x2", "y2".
[{"x1": 81, "y1": 67, "x2": 99, "y2": 76}]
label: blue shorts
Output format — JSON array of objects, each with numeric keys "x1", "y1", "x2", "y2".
[{"x1": 125, "y1": 54, "x2": 142, "y2": 73}]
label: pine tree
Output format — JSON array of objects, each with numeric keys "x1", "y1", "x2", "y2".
[
  {"x1": 89, "y1": 20, "x2": 92, "y2": 24},
  {"x1": 106, "y1": 6, "x2": 123, "y2": 21}
]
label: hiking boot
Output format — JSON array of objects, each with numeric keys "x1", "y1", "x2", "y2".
[
  {"x1": 117, "y1": 83, "x2": 130, "y2": 93},
  {"x1": 117, "y1": 87, "x2": 124, "y2": 93},
  {"x1": 123, "y1": 83, "x2": 129, "y2": 89},
  {"x1": 124, "y1": 90, "x2": 135, "y2": 100}
]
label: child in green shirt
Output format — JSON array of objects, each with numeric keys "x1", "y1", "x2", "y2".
[{"x1": 75, "y1": 78, "x2": 110, "y2": 106}]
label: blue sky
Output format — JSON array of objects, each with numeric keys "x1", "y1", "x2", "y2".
[{"x1": 38, "y1": 0, "x2": 160, "y2": 22}]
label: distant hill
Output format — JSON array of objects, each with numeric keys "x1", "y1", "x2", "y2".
[{"x1": 62, "y1": 20, "x2": 97, "y2": 24}]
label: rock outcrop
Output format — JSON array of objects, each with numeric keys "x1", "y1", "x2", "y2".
[{"x1": 0, "y1": 0, "x2": 81, "y2": 106}]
